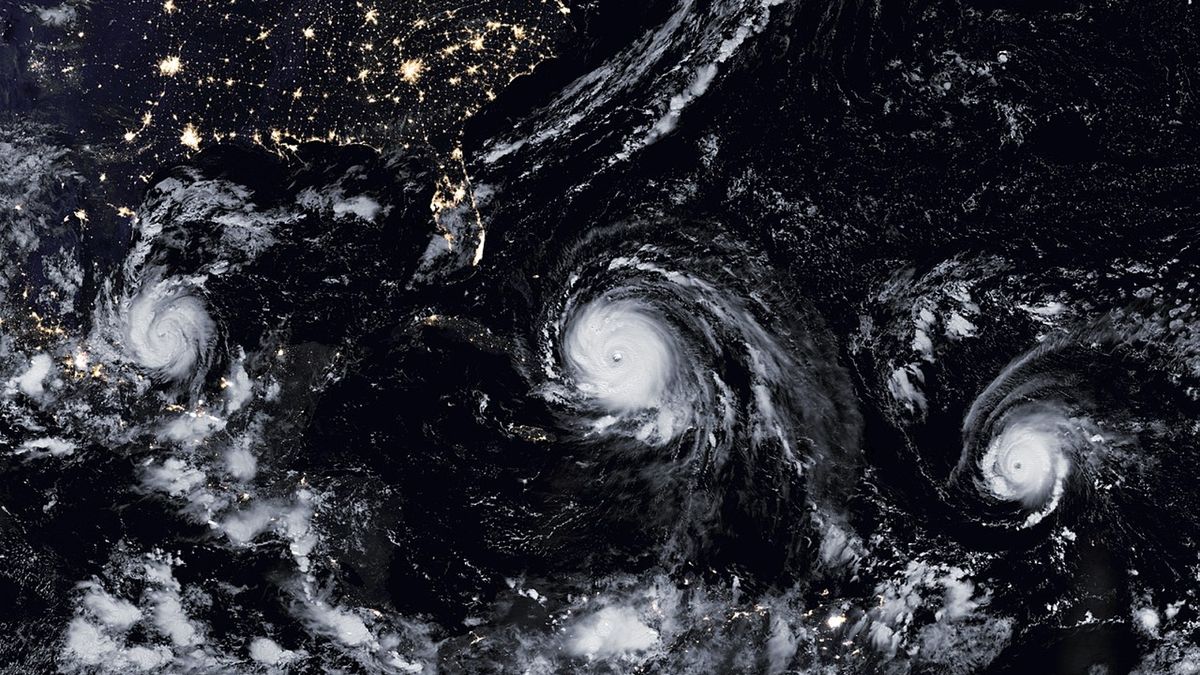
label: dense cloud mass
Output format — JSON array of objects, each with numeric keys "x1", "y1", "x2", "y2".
[{"x1": 2, "y1": 0, "x2": 1200, "y2": 673}]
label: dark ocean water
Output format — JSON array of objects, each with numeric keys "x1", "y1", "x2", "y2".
[{"x1": 1, "y1": 0, "x2": 1199, "y2": 672}]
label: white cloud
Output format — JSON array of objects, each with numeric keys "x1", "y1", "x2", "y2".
[
  {"x1": 887, "y1": 364, "x2": 927, "y2": 413},
  {"x1": 61, "y1": 617, "x2": 171, "y2": 672},
  {"x1": 18, "y1": 436, "x2": 77, "y2": 457},
  {"x1": 224, "y1": 445, "x2": 257, "y2": 481},
  {"x1": 123, "y1": 646, "x2": 170, "y2": 670},
  {"x1": 1134, "y1": 606, "x2": 1160, "y2": 636},
  {"x1": 944, "y1": 311, "x2": 978, "y2": 339},
  {"x1": 122, "y1": 277, "x2": 215, "y2": 383},
  {"x1": 566, "y1": 606, "x2": 658, "y2": 659},
  {"x1": 766, "y1": 615, "x2": 798, "y2": 674},
  {"x1": 81, "y1": 583, "x2": 142, "y2": 630},
  {"x1": 220, "y1": 503, "x2": 276, "y2": 546},
  {"x1": 937, "y1": 569, "x2": 985, "y2": 621},
  {"x1": 150, "y1": 591, "x2": 200, "y2": 647},
  {"x1": 306, "y1": 603, "x2": 373, "y2": 647},
  {"x1": 248, "y1": 637, "x2": 299, "y2": 666},
  {"x1": 14, "y1": 352, "x2": 54, "y2": 398},
  {"x1": 35, "y1": 3, "x2": 80, "y2": 27},
  {"x1": 332, "y1": 195, "x2": 382, "y2": 222},
  {"x1": 142, "y1": 458, "x2": 206, "y2": 497},
  {"x1": 158, "y1": 412, "x2": 227, "y2": 445},
  {"x1": 63, "y1": 618, "x2": 119, "y2": 666},
  {"x1": 223, "y1": 356, "x2": 253, "y2": 413}
]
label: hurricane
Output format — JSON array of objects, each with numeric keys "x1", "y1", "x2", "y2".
[
  {"x1": 4, "y1": 0, "x2": 1200, "y2": 672},
  {"x1": 849, "y1": 254, "x2": 1200, "y2": 668},
  {"x1": 561, "y1": 296, "x2": 679, "y2": 415},
  {"x1": 119, "y1": 274, "x2": 216, "y2": 384},
  {"x1": 952, "y1": 344, "x2": 1101, "y2": 529},
  {"x1": 974, "y1": 404, "x2": 1073, "y2": 512}
]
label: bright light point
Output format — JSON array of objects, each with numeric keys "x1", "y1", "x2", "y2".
[
  {"x1": 180, "y1": 123, "x2": 201, "y2": 150},
  {"x1": 157, "y1": 55, "x2": 182, "y2": 76},
  {"x1": 62, "y1": 0, "x2": 570, "y2": 191},
  {"x1": 400, "y1": 59, "x2": 424, "y2": 83},
  {"x1": 826, "y1": 615, "x2": 847, "y2": 629}
]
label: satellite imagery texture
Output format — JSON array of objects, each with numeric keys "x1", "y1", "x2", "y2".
[{"x1": 1, "y1": 0, "x2": 1200, "y2": 673}]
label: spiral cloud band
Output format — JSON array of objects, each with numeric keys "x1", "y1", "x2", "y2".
[
  {"x1": 563, "y1": 298, "x2": 679, "y2": 413},
  {"x1": 123, "y1": 277, "x2": 216, "y2": 383},
  {"x1": 523, "y1": 227, "x2": 862, "y2": 573},
  {"x1": 978, "y1": 409, "x2": 1072, "y2": 511}
]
